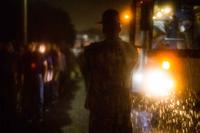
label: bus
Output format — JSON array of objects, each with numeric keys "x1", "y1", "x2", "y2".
[{"x1": 131, "y1": 0, "x2": 200, "y2": 132}]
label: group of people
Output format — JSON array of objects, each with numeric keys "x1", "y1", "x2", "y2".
[
  {"x1": 0, "y1": 41, "x2": 76, "y2": 126},
  {"x1": 20, "y1": 42, "x2": 68, "y2": 121},
  {"x1": 1, "y1": 8, "x2": 138, "y2": 133}
]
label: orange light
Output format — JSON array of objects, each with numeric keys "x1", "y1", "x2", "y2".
[
  {"x1": 124, "y1": 14, "x2": 130, "y2": 20},
  {"x1": 120, "y1": 8, "x2": 132, "y2": 24}
]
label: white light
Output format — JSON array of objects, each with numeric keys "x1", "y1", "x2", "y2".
[
  {"x1": 39, "y1": 44, "x2": 46, "y2": 54},
  {"x1": 163, "y1": 7, "x2": 172, "y2": 14},
  {"x1": 44, "y1": 71, "x2": 53, "y2": 82},
  {"x1": 180, "y1": 25, "x2": 186, "y2": 32},
  {"x1": 83, "y1": 34, "x2": 88, "y2": 40},
  {"x1": 132, "y1": 71, "x2": 144, "y2": 93},
  {"x1": 162, "y1": 61, "x2": 170, "y2": 70},
  {"x1": 47, "y1": 71, "x2": 53, "y2": 82},
  {"x1": 156, "y1": 12, "x2": 163, "y2": 18},
  {"x1": 144, "y1": 70, "x2": 174, "y2": 97},
  {"x1": 133, "y1": 72, "x2": 143, "y2": 84}
]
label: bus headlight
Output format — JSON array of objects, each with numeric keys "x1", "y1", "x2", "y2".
[
  {"x1": 133, "y1": 71, "x2": 143, "y2": 84},
  {"x1": 144, "y1": 69, "x2": 174, "y2": 97}
]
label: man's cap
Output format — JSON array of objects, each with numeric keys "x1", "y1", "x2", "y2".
[{"x1": 99, "y1": 9, "x2": 120, "y2": 25}]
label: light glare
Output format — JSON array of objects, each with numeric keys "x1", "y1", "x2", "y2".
[
  {"x1": 162, "y1": 61, "x2": 170, "y2": 70},
  {"x1": 144, "y1": 70, "x2": 174, "y2": 97},
  {"x1": 133, "y1": 72, "x2": 143, "y2": 84},
  {"x1": 163, "y1": 7, "x2": 172, "y2": 14},
  {"x1": 156, "y1": 12, "x2": 163, "y2": 18},
  {"x1": 124, "y1": 14, "x2": 130, "y2": 20},
  {"x1": 39, "y1": 44, "x2": 46, "y2": 54}
]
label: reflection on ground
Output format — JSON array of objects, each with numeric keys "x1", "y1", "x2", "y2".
[{"x1": 1, "y1": 79, "x2": 89, "y2": 133}]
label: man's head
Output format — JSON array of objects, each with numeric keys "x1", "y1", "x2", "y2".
[{"x1": 100, "y1": 9, "x2": 121, "y2": 38}]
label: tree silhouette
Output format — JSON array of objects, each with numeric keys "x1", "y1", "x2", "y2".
[
  {"x1": 28, "y1": 1, "x2": 76, "y2": 47},
  {"x1": 0, "y1": 1, "x2": 21, "y2": 43}
]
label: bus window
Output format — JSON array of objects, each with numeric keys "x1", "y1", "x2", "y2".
[{"x1": 152, "y1": 3, "x2": 200, "y2": 50}]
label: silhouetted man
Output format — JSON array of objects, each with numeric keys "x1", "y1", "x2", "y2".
[{"x1": 82, "y1": 9, "x2": 137, "y2": 133}]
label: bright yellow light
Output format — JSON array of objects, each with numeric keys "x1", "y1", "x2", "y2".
[
  {"x1": 163, "y1": 7, "x2": 172, "y2": 14},
  {"x1": 154, "y1": 6, "x2": 173, "y2": 20},
  {"x1": 122, "y1": 13, "x2": 131, "y2": 23},
  {"x1": 162, "y1": 61, "x2": 170, "y2": 70},
  {"x1": 124, "y1": 14, "x2": 130, "y2": 20},
  {"x1": 39, "y1": 44, "x2": 46, "y2": 54},
  {"x1": 144, "y1": 70, "x2": 174, "y2": 97}
]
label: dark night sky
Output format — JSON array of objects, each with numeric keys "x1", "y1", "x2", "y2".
[{"x1": 46, "y1": 0, "x2": 132, "y2": 31}]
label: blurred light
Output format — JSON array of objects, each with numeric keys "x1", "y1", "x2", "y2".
[
  {"x1": 133, "y1": 71, "x2": 143, "y2": 84},
  {"x1": 154, "y1": 6, "x2": 173, "y2": 20},
  {"x1": 169, "y1": 16, "x2": 173, "y2": 19},
  {"x1": 39, "y1": 44, "x2": 46, "y2": 54},
  {"x1": 180, "y1": 25, "x2": 186, "y2": 32},
  {"x1": 120, "y1": 9, "x2": 132, "y2": 24},
  {"x1": 46, "y1": 71, "x2": 53, "y2": 82},
  {"x1": 153, "y1": 16, "x2": 156, "y2": 20},
  {"x1": 156, "y1": 12, "x2": 163, "y2": 18},
  {"x1": 163, "y1": 7, "x2": 172, "y2": 14},
  {"x1": 162, "y1": 61, "x2": 170, "y2": 70},
  {"x1": 31, "y1": 63, "x2": 36, "y2": 69},
  {"x1": 82, "y1": 34, "x2": 88, "y2": 40},
  {"x1": 43, "y1": 60, "x2": 48, "y2": 66},
  {"x1": 124, "y1": 14, "x2": 130, "y2": 20},
  {"x1": 144, "y1": 70, "x2": 174, "y2": 97}
]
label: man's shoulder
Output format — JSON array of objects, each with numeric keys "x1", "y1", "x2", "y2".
[
  {"x1": 119, "y1": 40, "x2": 136, "y2": 51},
  {"x1": 119, "y1": 39, "x2": 132, "y2": 47},
  {"x1": 119, "y1": 40, "x2": 138, "y2": 58},
  {"x1": 90, "y1": 41, "x2": 105, "y2": 47},
  {"x1": 85, "y1": 41, "x2": 105, "y2": 51}
]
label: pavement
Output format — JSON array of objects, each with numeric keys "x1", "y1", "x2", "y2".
[
  {"x1": 40, "y1": 79, "x2": 89, "y2": 133},
  {"x1": 1, "y1": 78, "x2": 89, "y2": 133}
]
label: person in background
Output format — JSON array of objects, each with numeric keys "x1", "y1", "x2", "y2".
[{"x1": 20, "y1": 43, "x2": 45, "y2": 122}]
